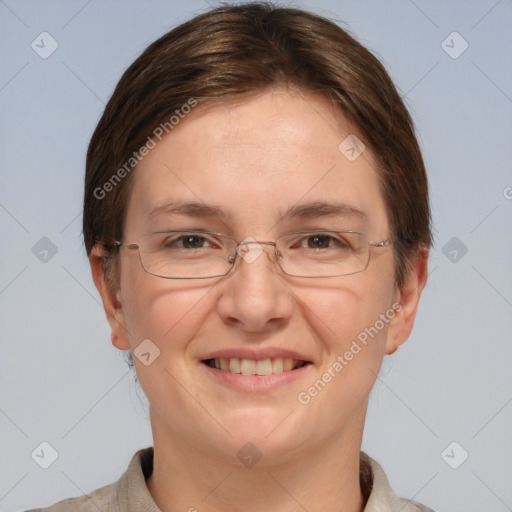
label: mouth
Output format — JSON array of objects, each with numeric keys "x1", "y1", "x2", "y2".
[{"x1": 201, "y1": 357, "x2": 311, "y2": 375}]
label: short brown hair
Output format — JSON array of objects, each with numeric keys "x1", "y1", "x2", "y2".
[{"x1": 83, "y1": 2, "x2": 432, "y2": 289}]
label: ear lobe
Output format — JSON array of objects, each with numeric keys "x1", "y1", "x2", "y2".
[
  {"x1": 89, "y1": 245, "x2": 131, "y2": 351},
  {"x1": 385, "y1": 247, "x2": 429, "y2": 355}
]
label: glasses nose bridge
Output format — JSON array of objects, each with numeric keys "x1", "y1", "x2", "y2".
[
  {"x1": 237, "y1": 239, "x2": 276, "y2": 249},
  {"x1": 232, "y1": 239, "x2": 280, "y2": 266}
]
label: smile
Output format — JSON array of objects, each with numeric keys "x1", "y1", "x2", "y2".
[{"x1": 202, "y1": 357, "x2": 310, "y2": 375}]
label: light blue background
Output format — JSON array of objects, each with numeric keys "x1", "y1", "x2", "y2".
[{"x1": 1, "y1": 1, "x2": 511, "y2": 511}]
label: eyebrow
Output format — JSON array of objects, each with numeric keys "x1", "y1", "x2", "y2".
[
  {"x1": 148, "y1": 200, "x2": 368, "y2": 223},
  {"x1": 149, "y1": 201, "x2": 227, "y2": 220},
  {"x1": 280, "y1": 201, "x2": 368, "y2": 223}
]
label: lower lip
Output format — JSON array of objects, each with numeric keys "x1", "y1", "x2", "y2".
[{"x1": 201, "y1": 362, "x2": 312, "y2": 392}]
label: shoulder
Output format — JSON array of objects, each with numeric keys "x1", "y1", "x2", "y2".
[
  {"x1": 23, "y1": 481, "x2": 113, "y2": 512},
  {"x1": 23, "y1": 447, "x2": 155, "y2": 512},
  {"x1": 394, "y1": 497, "x2": 436, "y2": 512},
  {"x1": 361, "y1": 452, "x2": 436, "y2": 512}
]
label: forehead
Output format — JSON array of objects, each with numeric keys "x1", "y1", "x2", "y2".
[{"x1": 125, "y1": 88, "x2": 389, "y2": 236}]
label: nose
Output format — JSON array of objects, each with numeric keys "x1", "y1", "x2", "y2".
[{"x1": 216, "y1": 241, "x2": 294, "y2": 334}]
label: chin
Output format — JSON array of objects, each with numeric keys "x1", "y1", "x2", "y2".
[{"x1": 218, "y1": 407, "x2": 308, "y2": 456}]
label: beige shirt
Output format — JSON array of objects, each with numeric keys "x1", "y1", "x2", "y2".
[{"x1": 27, "y1": 447, "x2": 434, "y2": 511}]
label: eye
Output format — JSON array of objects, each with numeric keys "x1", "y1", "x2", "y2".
[
  {"x1": 174, "y1": 234, "x2": 208, "y2": 249},
  {"x1": 305, "y1": 234, "x2": 334, "y2": 249},
  {"x1": 294, "y1": 233, "x2": 350, "y2": 250},
  {"x1": 160, "y1": 232, "x2": 220, "y2": 250}
]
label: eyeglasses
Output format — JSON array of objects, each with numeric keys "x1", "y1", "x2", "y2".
[{"x1": 113, "y1": 230, "x2": 391, "y2": 279}]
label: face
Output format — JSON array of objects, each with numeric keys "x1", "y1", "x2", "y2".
[{"x1": 92, "y1": 88, "x2": 425, "y2": 465}]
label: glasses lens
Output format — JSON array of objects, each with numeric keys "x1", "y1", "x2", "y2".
[
  {"x1": 276, "y1": 231, "x2": 370, "y2": 277},
  {"x1": 138, "y1": 231, "x2": 235, "y2": 278}
]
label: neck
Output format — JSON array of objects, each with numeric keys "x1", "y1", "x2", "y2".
[{"x1": 146, "y1": 408, "x2": 367, "y2": 512}]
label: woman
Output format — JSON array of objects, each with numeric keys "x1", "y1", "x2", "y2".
[{"x1": 29, "y1": 3, "x2": 433, "y2": 511}]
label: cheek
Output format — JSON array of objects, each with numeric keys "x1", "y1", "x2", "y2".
[
  {"x1": 122, "y1": 270, "x2": 214, "y2": 352},
  {"x1": 302, "y1": 270, "x2": 395, "y2": 351},
  {"x1": 295, "y1": 283, "x2": 394, "y2": 427},
  {"x1": 121, "y1": 282, "x2": 214, "y2": 402}
]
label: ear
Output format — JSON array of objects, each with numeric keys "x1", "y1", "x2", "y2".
[
  {"x1": 89, "y1": 245, "x2": 131, "y2": 351},
  {"x1": 385, "y1": 246, "x2": 429, "y2": 355}
]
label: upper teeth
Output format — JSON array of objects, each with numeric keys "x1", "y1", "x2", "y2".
[{"x1": 209, "y1": 357, "x2": 304, "y2": 375}]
